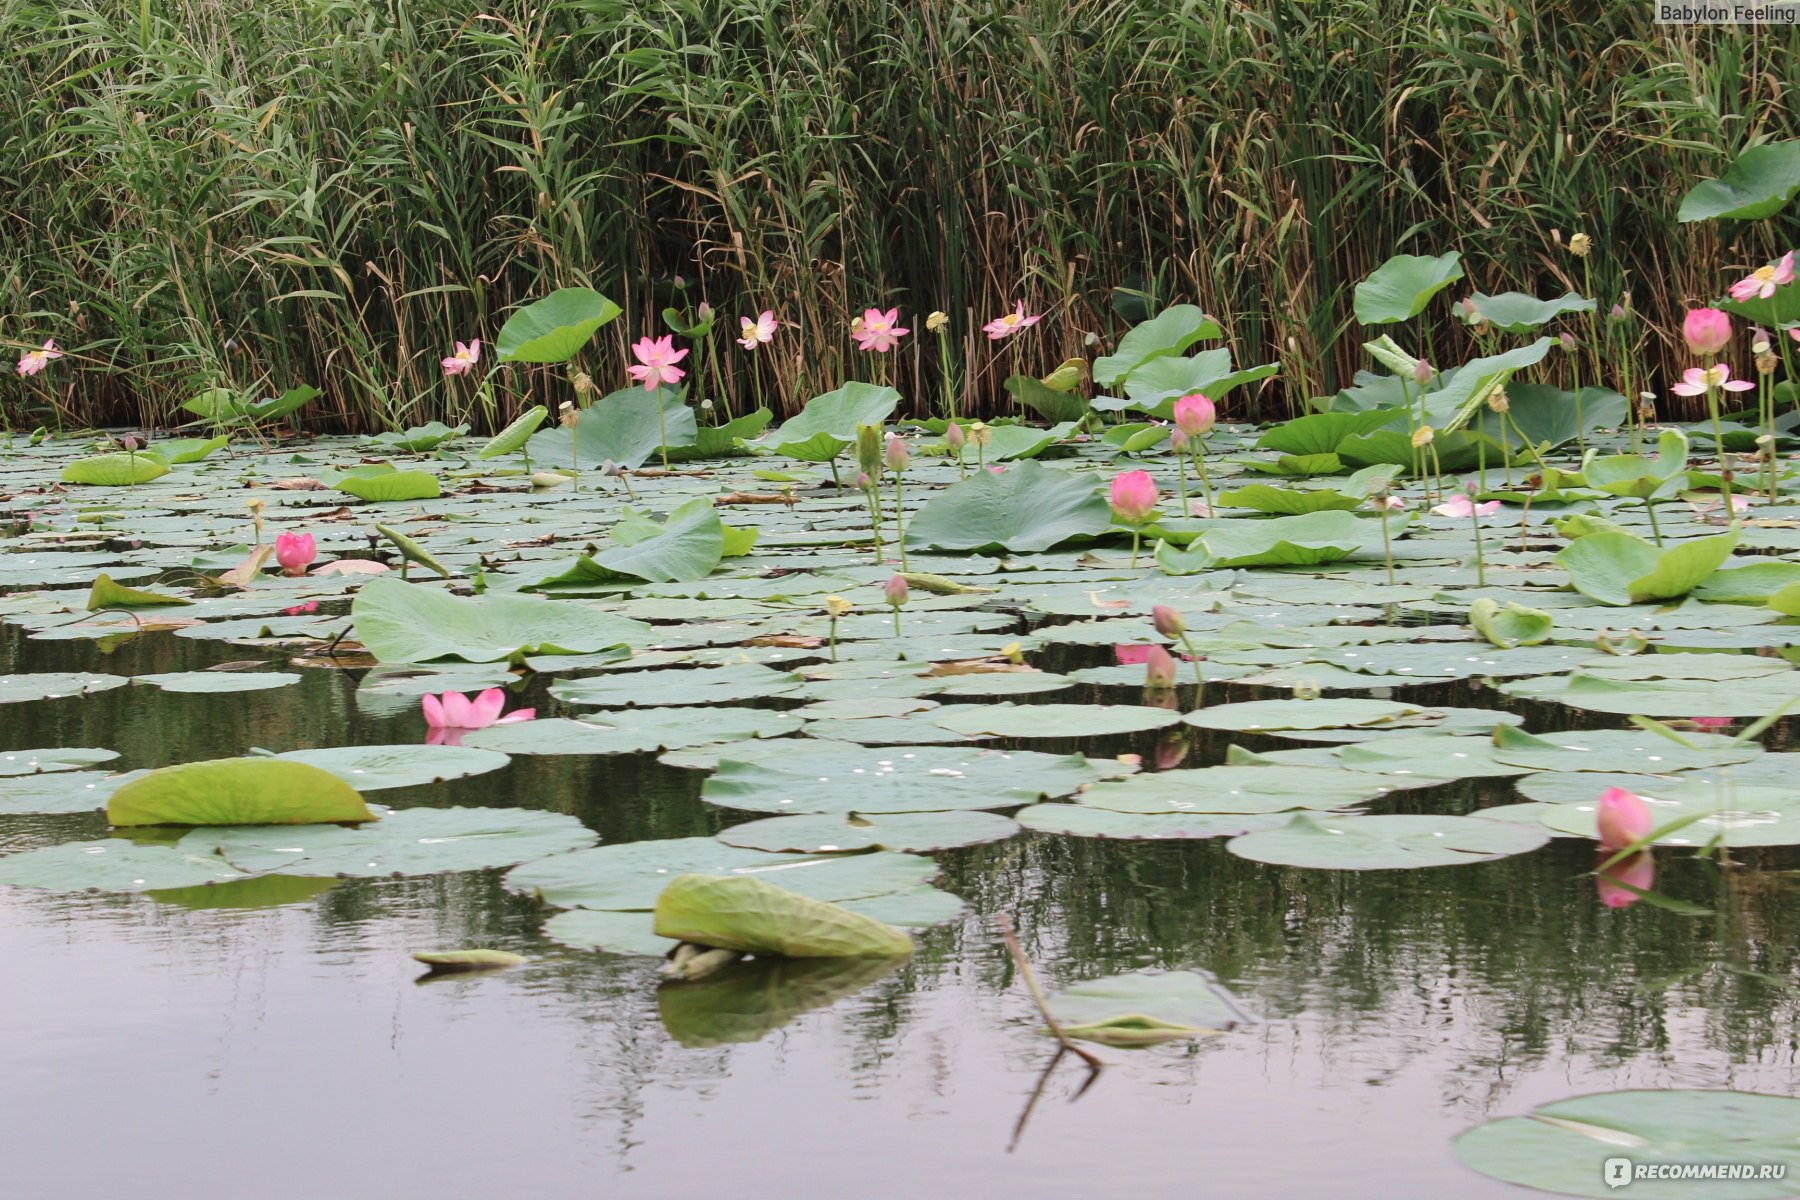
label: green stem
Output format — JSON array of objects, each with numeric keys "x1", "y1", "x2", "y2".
[
  {"x1": 1129, "y1": 526, "x2": 1140, "y2": 568},
  {"x1": 1177, "y1": 631, "x2": 1206, "y2": 701},
  {"x1": 894, "y1": 473, "x2": 909, "y2": 571},
  {"x1": 1192, "y1": 447, "x2": 1214, "y2": 513},
  {"x1": 1380, "y1": 504, "x2": 1394, "y2": 585},
  {"x1": 892, "y1": 606, "x2": 903, "y2": 637},
  {"x1": 866, "y1": 483, "x2": 885, "y2": 564},
  {"x1": 1644, "y1": 498, "x2": 1663, "y2": 547},
  {"x1": 1470, "y1": 505, "x2": 1486, "y2": 586}
]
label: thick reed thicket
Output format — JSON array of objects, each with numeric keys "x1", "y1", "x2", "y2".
[{"x1": 2, "y1": 0, "x2": 1797, "y2": 431}]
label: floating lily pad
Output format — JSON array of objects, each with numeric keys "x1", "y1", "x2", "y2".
[
  {"x1": 182, "y1": 806, "x2": 594, "y2": 877},
  {"x1": 932, "y1": 703, "x2": 1182, "y2": 738},
  {"x1": 1226, "y1": 812, "x2": 1550, "y2": 869},
  {"x1": 134, "y1": 671, "x2": 301, "y2": 693},
  {"x1": 1048, "y1": 970, "x2": 1251, "y2": 1047},
  {"x1": 0, "y1": 747, "x2": 119, "y2": 776},
  {"x1": 550, "y1": 663, "x2": 802, "y2": 708},
  {"x1": 1540, "y1": 782, "x2": 1800, "y2": 848},
  {"x1": 703, "y1": 745, "x2": 1108, "y2": 814},
  {"x1": 1490, "y1": 727, "x2": 1759, "y2": 773},
  {"x1": 0, "y1": 770, "x2": 136, "y2": 814},
  {"x1": 465, "y1": 709, "x2": 803, "y2": 755},
  {"x1": 1181, "y1": 697, "x2": 1423, "y2": 733},
  {"x1": 412, "y1": 949, "x2": 528, "y2": 973},
  {"x1": 716, "y1": 810, "x2": 1019, "y2": 853},
  {"x1": 0, "y1": 839, "x2": 246, "y2": 892},
  {"x1": 1073, "y1": 764, "x2": 1394, "y2": 814},
  {"x1": 270, "y1": 745, "x2": 511, "y2": 791},
  {"x1": 1014, "y1": 804, "x2": 1290, "y2": 840},
  {"x1": 0, "y1": 673, "x2": 129, "y2": 703}
]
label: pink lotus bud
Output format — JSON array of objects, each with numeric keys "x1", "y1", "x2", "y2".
[
  {"x1": 1596, "y1": 786, "x2": 1654, "y2": 852},
  {"x1": 1143, "y1": 643, "x2": 1177, "y2": 689},
  {"x1": 883, "y1": 574, "x2": 910, "y2": 607},
  {"x1": 1608, "y1": 303, "x2": 1627, "y2": 323},
  {"x1": 1172, "y1": 393, "x2": 1216, "y2": 436},
  {"x1": 1169, "y1": 427, "x2": 1190, "y2": 452},
  {"x1": 1682, "y1": 307, "x2": 1732, "y2": 357},
  {"x1": 1108, "y1": 469, "x2": 1159, "y2": 525},
  {"x1": 118, "y1": 434, "x2": 141, "y2": 452},
  {"x1": 1412, "y1": 359, "x2": 1433, "y2": 386},
  {"x1": 855, "y1": 471, "x2": 872, "y2": 490},
  {"x1": 1596, "y1": 850, "x2": 1655, "y2": 909},
  {"x1": 885, "y1": 434, "x2": 910, "y2": 472},
  {"x1": 1559, "y1": 332, "x2": 1577, "y2": 353},
  {"x1": 1151, "y1": 604, "x2": 1185, "y2": 638},
  {"x1": 274, "y1": 531, "x2": 316, "y2": 576},
  {"x1": 944, "y1": 421, "x2": 966, "y2": 450}
]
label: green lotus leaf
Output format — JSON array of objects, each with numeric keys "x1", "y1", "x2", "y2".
[
  {"x1": 351, "y1": 576, "x2": 648, "y2": 662},
  {"x1": 1353, "y1": 251, "x2": 1463, "y2": 324},
  {"x1": 270, "y1": 744, "x2": 511, "y2": 790},
  {"x1": 703, "y1": 744, "x2": 1109, "y2": 814},
  {"x1": 1049, "y1": 970, "x2": 1251, "y2": 1047},
  {"x1": 1557, "y1": 529, "x2": 1738, "y2": 606},
  {"x1": 653, "y1": 874, "x2": 915, "y2": 958},
  {"x1": 1227, "y1": 811, "x2": 1549, "y2": 869},
  {"x1": 183, "y1": 806, "x2": 593, "y2": 876},
  {"x1": 1678, "y1": 138, "x2": 1800, "y2": 221},
  {"x1": 716, "y1": 810, "x2": 1018, "y2": 853},
  {"x1": 87, "y1": 573, "x2": 193, "y2": 610},
  {"x1": 61, "y1": 453, "x2": 170, "y2": 486},
  {"x1": 107, "y1": 758, "x2": 376, "y2": 827},
  {"x1": 337, "y1": 469, "x2": 442, "y2": 502},
  {"x1": 495, "y1": 287, "x2": 622, "y2": 363},
  {"x1": 1093, "y1": 304, "x2": 1221, "y2": 386},
  {"x1": 904, "y1": 460, "x2": 1112, "y2": 553}
]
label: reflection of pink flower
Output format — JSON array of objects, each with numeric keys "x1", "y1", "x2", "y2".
[
  {"x1": 1596, "y1": 786, "x2": 1654, "y2": 852},
  {"x1": 1597, "y1": 850, "x2": 1655, "y2": 909},
  {"x1": 1670, "y1": 364, "x2": 1754, "y2": 396},
  {"x1": 1114, "y1": 643, "x2": 1156, "y2": 665},
  {"x1": 1728, "y1": 252, "x2": 1795, "y2": 302},
  {"x1": 283, "y1": 601, "x2": 319, "y2": 616},
  {"x1": 422, "y1": 687, "x2": 535, "y2": 746},
  {"x1": 1431, "y1": 494, "x2": 1500, "y2": 518},
  {"x1": 852, "y1": 308, "x2": 909, "y2": 353},
  {"x1": 1143, "y1": 644, "x2": 1177, "y2": 689},
  {"x1": 981, "y1": 302, "x2": 1041, "y2": 341},
  {"x1": 16, "y1": 340, "x2": 62, "y2": 377},
  {"x1": 1690, "y1": 716, "x2": 1732, "y2": 732},
  {"x1": 442, "y1": 339, "x2": 481, "y2": 376},
  {"x1": 626, "y1": 335, "x2": 688, "y2": 390}
]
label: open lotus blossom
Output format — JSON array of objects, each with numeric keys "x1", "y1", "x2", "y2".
[
  {"x1": 626, "y1": 335, "x2": 688, "y2": 389},
  {"x1": 422, "y1": 688, "x2": 535, "y2": 747},
  {"x1": 1670, "y1": 364, "x2": 1754, "y2": 396},
  {"x1": 1430, "y1": 494, "x2": 1500, "y2": 518},
  {"x1": 274, "y1": 531, "x2": 317, "y2": 576},
  {"x1": 1596, "y1": 850, "x2": 1655, "y2": 909},
  {"x1": 1596, "y1": 786, "x2": 1654, "y2": 852},
  {"x1": 1109, "y1": 469, "x2": 1159, "y2": 525},
  {"x1": 1172, "y1": 393, "x2": 1216, "y2": 436},
  {"x1": 441, "y1": 339, "x2": 481, "y2": 376},
  {"x1": 15, "y1": 339, "x2": 62, "y2": 377},
  {"x1": 852, "y1": 307, "x2": 909, "y2": 353},
  {"x1": 1728, "y1": 251, "x2": 1796, "y2": 302},
  {"x1": 737, "y1": 310, "x2": 778, "y2": 349},
  {"x1": 981, "y1": 302, "x2": 1041, "y2": 341},
  {"x1": 1682, "y1": 307, "x2": 1732, "y2": 357}
]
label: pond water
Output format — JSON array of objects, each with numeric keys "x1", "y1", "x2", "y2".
[{"x1": 4, "y1": 620, "x2": 1796, "y2": 1199}]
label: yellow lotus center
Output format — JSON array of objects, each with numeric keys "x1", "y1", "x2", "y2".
[{"x1": 1754, "y1": 266, "x2": 1776, "y2": 283}]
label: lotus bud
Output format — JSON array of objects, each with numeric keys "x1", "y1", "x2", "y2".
[
  {"x1": 1170, "y1": 427, "x2": 1190, "y2": 452},
  {"x1": 274, "y1": 530, "x2": 317, "y2": 576},
  {"x1": 1108, "y1": 470, "x2": 1159, "y2": 524},
  {"x1": 926, "y1": 311, "x2": 949, "y2": 332},
  {"x1": 118, "y1": 434, "x2": 140, "y2": 452},
  {"x1": 856, "y1": 423, "x2": 883, "y2": 478},
  {"x1": 855, "y1": 471, "x2": 872, "y2": 491},
  {"x1": 1559, "y1": 332, "x2": 1577, "y2": 353},
  {"x1": 1758, "y1": 349, "x2": 1779, "y2": 376},
  {"x1": 1172, "y1": 393, "x2": 1216, "y2": 436},
  {"x1": 1596, "y1": 786, "x2": 1654, "y2": 852},
  {"x1": 883, "y1": 574, "x2": 910, "y2": 607},
  {"x1": 944, "y1": 420, "x2": 966, "y2": 451},
  {"x1": 824, "y1": 595, "x2": 853, "y2": 618},
  {"x1": 1143, "y1": 644, "x2": 1177, "y2": 690},
  {"x1": 1151, "y1": 604, "x2": 1185, "y2": 639},
  {"x1": 1608, "y1": 303, "x2": 1627, "y2": 323},
  {"x1": 1411, "y1": 425, "x2": 1435, "y2": 448},
  {"x1": 1682, "y1": 307, "x2": 1732, "y2": 357},
  {"x1": 885, "y1": 434, "x2": 910, "y2": 472},
  {"x1": 1412, "y1": 359, "x2": 1433, "y2": 387},
  {"x1": 1459, "y1": 297, "x2": 1483, "y2": 325},
  {"x1": 1568, "y1": 232, "x2": 1591, "y2": 257},
  {"x1": 697, "y1": 301, "x2": 713, "y2": 321}
]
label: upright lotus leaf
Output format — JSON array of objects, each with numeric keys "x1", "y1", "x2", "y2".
[
  {"x1": 107, "y1": 758, "x2": 376, "y2": 827},
  {"x1": 764, "y1": 382, "x2": 900, "y2": 461},
  {"x1": 590, "y1": 496, "x2": 725, "y2": 582},
  {"x1": 86, "y1": 574, "x2": 193, "y2": 610},
  {"x1": 61, "y1": 453, "x2": 170, "y2": 486},
  {"x1": 366, "y1": 422, "x2": 467, "y2": 453},
  {"x1": 1093, "y1": 304, "x2": 1221, "y2": 386},
  {"x1": 1048, "y1": 970, "x2": 1251, "y2": 1047},
  {"x1": 1678, "y1": 138, "x2": 1800, "y2": 221},
  {"x1": 375, "y1": 523, "x2": 451, "y2": 577},
  {"x1": 337, "y1": 469, "x2": 441, "y2": 502},
  {"x1": 478, "y1": 405, "x2": 549, "y2": 458},
  {"x1": 1580, "y1": 428, "x2": 1690, "y2": 498},
  {"x1": 1469, "y1": 598, "x2": 1552, "y2": 648},
  {"x1": 653, "y1": 874, "x2": 915, "y2": 958},
  {"x1": 672, "y1": 407, "x2": 776, "y2": 460},
  {"x1": 528, "y1": 386, "x2": 697, "y2": 469},
  {"x1": 1468, "y1": 383, "x2": 1628, "y2": 451},
  {"x1": 1462, "y1": 291, "x2": 1595, "y2": 333},
  {"x1": 1217, "y1": 466, "x2": 1398, "y2": 515},
  {"x1": 351, "y1": 575, "x2": 649, "y2": 662},
  {"x1": 156, "y1": 435, "x2": 230, "y2": 463},
  {"x1": 1255, "y1": 409, "x2": 1396, "y2": 456},
  {"x1": 904, "y1": 460, "x2": 1112, "y2": 552},
  {"x1": 495, "y1": 287, "x2": 622, "y2": 362},
  {"x1": 1422, "y1": 339, "x2": 1555, "y2": 431},
  {"x1": 657, "y1": 955, "x2": 906, "y2": 1047},
  {"x1": 1005, "y1": 375, "x2": 1088, "y2": 423},
  {"x1": 1557, "y1": 529, "x2": 1738, "y2": 606},
  {"x1": 1353, "y1": 251, "x2": 1463, "y2": 324},
  {"x1": 242, "y1": 384, "x2": 320, "y2": 422},
  {"x1": 1456, "y1": 1089, "x2": 1800, "y2": 1198},
  {"x1": 1120, "y1": 347, "x2": 1278, "y2": 411}
]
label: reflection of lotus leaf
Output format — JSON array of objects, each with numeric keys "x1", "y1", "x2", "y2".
[{"x1": 658, "y1": 955, "x2": 905, "y2": 1048}]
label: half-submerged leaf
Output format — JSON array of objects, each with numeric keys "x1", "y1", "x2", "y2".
[
  {"x1": 1049, "y1": 970, "x2": 1251, "y2": 1047},
  {"x1": 107, "y1": 758, "x2": 377, "y2": 827},
  {"x1": 653, "y1": 873, "x2": 915, "y2": 958}
]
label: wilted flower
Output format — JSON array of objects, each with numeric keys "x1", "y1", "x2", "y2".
[
  {"x1": 1568, "y1": 232, "x2": 1592, "y2": 258},
  {"x1": 1458, "y1": 297, "x2": 1484, "y2": 325},
  {"x1": 1172, "y1": 393, "x2": 1216, "y2": 436},
  {"x1": 1488, "y1": 388, "x2": 1511, "y2": 413},
  {"x1": 1596, "y1": 786, "x2": 1654, "y2": 852},
  {"x1": 737, "y1": 310, "x2": 778, "y2": 350},
  {"x1": 1682, "y1": 308, "x2": 1732, "y2": 357},
  {"x1": 274, "y1": 531, "x2": 317, "y2": 576},
  {"x1": 1431, "y1": 493, "x2": 1501, "y2": 518},
  {"x1": 1728, "y1": 252, "x2": 1796, "y2": 303},
  {"x1": 1670, "y1": 365, "x2": 1754, "y2": 396},
  {"x1": 422, "y1": 687, "x2": 535, "y2": 746},
  {"x1": 1143, "y1": 644, "x2": 1178, "y2": 689},
  {"x1": 441, "y1": 339, "x2": 481, "y2": 377},
  {"x1": 1411, "y1": 425, "x2": 1435, "y2": 448},
  {"x1": 852, "y1": 307, "x2": 909, "y2": 353},
  {"x1": 1368, "y1": 494, "x2": 1407, "y2": 512},
  {"x1": 1108, "y1": 470, "x2": 1159, "y2": 525},
  {"x1": 627, "y1": 335, "x2": 688, "y2": 389},
  {"x1": 1596, "y1": 851, "x2": 1654, "y2": 909},
  {"x1": 982, "y1": 302, "x2": 1041, "y2": 341},
  {"x1": 824, "y1": 595, "x2": 853, "y2": 618},
  {"x1": 15, "y1": 339, "x2": 62, "y2": 378},
  {"x1": 1608, "y1": 303, "x2": 1628, "y2": 323},
  {"x1": 968, "y1": 421, "x2": 992, "y2": 447},
  {"x1": 559, "y1": 401, "x2": 578, "y2": 428},
  {"x1": 926, "y1": 311, "x2": 949, "y2": 332}
]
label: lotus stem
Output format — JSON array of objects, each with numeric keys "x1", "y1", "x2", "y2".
[
  {"x1": 866, "y1": 483, "x2": 885, "y2": 565},
  {"x1": 1191, "y1": 447, "x2": 1214, "y2": 513},
  {"x1": 1129, "y1": 526, "x2": 1140, "y2": 568},
  {"x1": 993, "y1": 913, "x2": 1105, "y2": 1073},
  {"x1": 1379, "y1": 503, "x2": 1394, "y2": 585},
  {"x1": 1177, "y1": 631, "x2": 1206, "y2": 699},
  {"x1": 1644, "y1": 497, "x2": 1663, "y2": 547},
  {"x1": 1469, "y1": 505, "x2": 1486, "y2": 586},
  {"x1": 893, "y1": 472, "x2": 909, "y2": 572}
]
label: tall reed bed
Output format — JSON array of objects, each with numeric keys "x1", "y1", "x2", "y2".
[{"x1": 2, "y1": 0, "x2": 1796, "y2": 431}]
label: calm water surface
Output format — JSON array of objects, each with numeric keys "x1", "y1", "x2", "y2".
[{"x1": 2, "y1": 627, "x2": 1797, "y2": 1199}]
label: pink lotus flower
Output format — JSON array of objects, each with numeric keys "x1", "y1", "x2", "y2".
[
  {"x1": 441, "y1": 339, "x2": 481, "y2": 377},
  {"x1": 422, "y1": 687, "x2": 535, "y2": 747},
  {"x1": 1430, "y1": 494, "x2": 1501, "y2": 518},
  {"x1": 1682, "y1": 308, "x2": 1732, "y2": 357},
  {"x1": 1109, "y1": 469, "x2": 1159, "y2": 525},
  {"x1": 1728, "y1": 252, "x2": 1796, "y2": 302},
  {"x1": 1596, "y1": 850, "x2": 1655, "y2": 909},
  {"x1": 16, "y1": 340, "x2": 62, "y2": 377},
  {"x1": 981, "y1": 302, "x2": 1041, "y2": 341},
  {"x1": 1670, "y1": 364, "x2": 1754, "y2": 396},
  {"x1": 852, "y1": 308, "x2": 909, "y2": 353},
  {"x1": 626, "y1": 335, "x2": 689, "y2": 390},
  {"x1": 1172, "y1": 393, "x2": 1216, "y2": 437},
  {"x1": 1596, "y1": 786, "x2": 1654, "y2": 852},
  {"x1": 1143, "y1": 644, "x2": 1178, "y2": 689},
  {"x1": 738, "y1": 310, "x2": 778, "y2": 350},
  {"x1": 274, "y1": 531, "x2": 317, "y2": 576}
]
